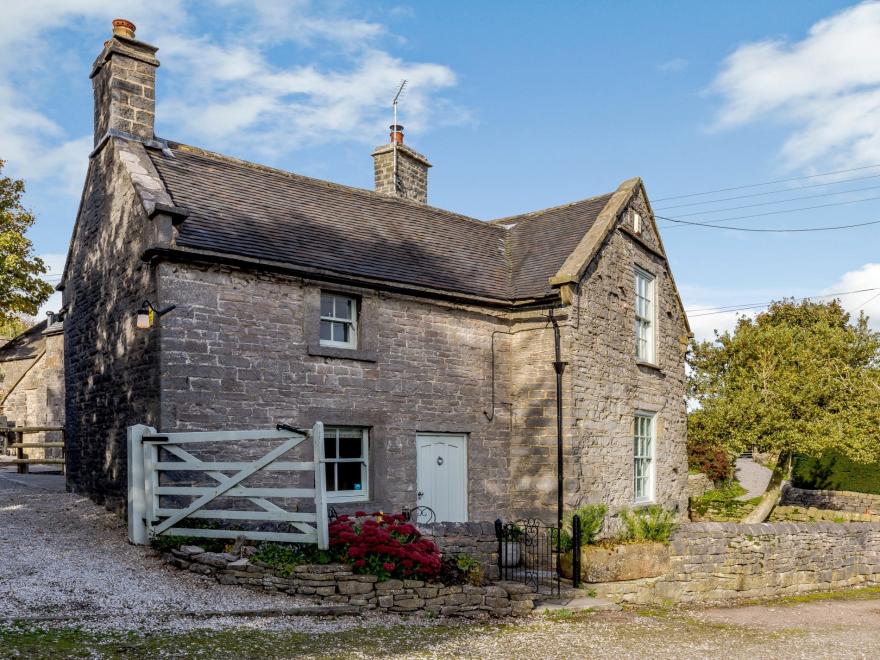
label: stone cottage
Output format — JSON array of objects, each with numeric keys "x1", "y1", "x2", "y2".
[
  {"x1": 60, "y1": 21, "x2": 691, "y2": 523},
  {"x1": 0, "y1": 317, "x2": 65, "y2": 460}
]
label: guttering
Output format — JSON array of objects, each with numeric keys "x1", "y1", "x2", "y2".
[{"x1": 140, "y1": 244, "x2": 561, "y2": 311}]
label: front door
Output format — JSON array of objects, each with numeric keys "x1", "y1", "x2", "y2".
[{"x1": 416, "y1": 434, "x2": 468, "y2": 523}]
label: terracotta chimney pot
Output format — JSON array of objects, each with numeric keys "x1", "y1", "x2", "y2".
[
  {"x1": 390, "y1": 124, "x2": 404, "y2": 144},
  {"x1": 112, "y1": 19, "x2": 136, "y2": 39}
]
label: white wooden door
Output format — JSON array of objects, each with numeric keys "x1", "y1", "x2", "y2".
[{"x1": 416, "y1": 434, "x2": 468, "y2": 523}]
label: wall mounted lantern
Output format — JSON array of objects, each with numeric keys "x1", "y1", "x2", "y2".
[{"x1": 135, "y1": 300, "x2": 176, "y2": 329}]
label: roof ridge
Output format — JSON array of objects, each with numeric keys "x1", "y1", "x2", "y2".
[
  {"x1": 489, "y1": 191, "x2": 614, "y2": 225},
  {"x1": 159, "y1": 140, "x2": 504, "y2": 233}
]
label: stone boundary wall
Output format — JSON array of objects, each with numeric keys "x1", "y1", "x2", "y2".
[
  {"x1": 419, "y1": 521, "x2": 500, "y2": 581},
  {"x1": 595, "y1": 521, "x2": 880, "y2": 605},
  {"x1": 167, "y1": 546, "x2": 534, "y2": 619},
  {"x1": 782, "y1": 484, "x2": 880, "y2": 515}
]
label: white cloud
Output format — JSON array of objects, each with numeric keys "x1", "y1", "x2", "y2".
[
  {"x1": 658, "y1": 58, "x2": 688, "y2": 73},
  {"x1": 710, "y1": 1, "x2": 880, "y2": 169},
  {"x1": 685, "y1": 261, "x2": 880, "y2": 342},
  {"x1": 0, "y1": 0, "x2": 462, "y2": 194},
  {"x1": 822, "y1": 262, "x2": 880, "y2": 328}
]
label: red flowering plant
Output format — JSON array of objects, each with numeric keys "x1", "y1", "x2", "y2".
[{"x1": 329, "y1": 511, "x2": 442, "y2": 582}]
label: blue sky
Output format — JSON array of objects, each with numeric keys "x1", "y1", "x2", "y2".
[{"x1": 3, "y1": 0, "x2": 880, "y2": 338}]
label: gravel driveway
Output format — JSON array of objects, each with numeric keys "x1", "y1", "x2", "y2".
[{"x1": 0, "y1": 468, "x2": 406, "y2": 634}]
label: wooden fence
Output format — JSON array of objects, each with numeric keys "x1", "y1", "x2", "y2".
[{"x1": 0, "y1": 419, "x2": 65, "y2": 474}]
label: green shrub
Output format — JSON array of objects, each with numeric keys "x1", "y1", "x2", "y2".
[
  {"x1": 792, "y1": 452, "x2": 880, "y2": 495},
  {"x1": 551, "y1": 503, "x2": 608, "y2": 551},
  {"x1": 618, "y1": 506, "x2": 677, "y2": 543}
]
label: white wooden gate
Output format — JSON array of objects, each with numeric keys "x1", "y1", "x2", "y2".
[{"x1": 127, "y1": 422, "x2": 328, "y2": 548}]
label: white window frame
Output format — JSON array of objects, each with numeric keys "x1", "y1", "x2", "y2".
[
  {"x1": 634, "y1": 267, "x2": 656, "y2": 363},
  {"x1": 319, "y1": 293, "x2": 358, "y2": 349},
  {"x1": 323, "y1": 426, "x2": 369, "y2": 503},
  {"x1": 633, "y1": 412, "x2": 656, "y2": 504}
]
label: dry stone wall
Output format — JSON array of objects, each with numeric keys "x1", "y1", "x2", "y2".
[
  {"x1": 167, "y1": 546, "x2": 535, "y2": 618},
  {"x1": 595, "y1": 522, "x2": 880, "y2": 604},
  {"x1": 420, "y1": 521, "x2": 501, "y2": 581},
  {"x1": 782, "y1": 485, "x2": 880, "y2": 515}
]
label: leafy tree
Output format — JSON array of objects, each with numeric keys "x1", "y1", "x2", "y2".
[
  {"x1": 688, "y1": 300, "x2": 880, "y2": 519},
  {"x1": 0, "y1": 160, "x2": 53, "y2": 326}
]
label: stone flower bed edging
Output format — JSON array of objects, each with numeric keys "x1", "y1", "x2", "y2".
[{"x1": 165, "y1": 546, "x2": 536, "y2": 618}]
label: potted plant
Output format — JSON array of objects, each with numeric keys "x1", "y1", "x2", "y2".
[{"x1": 500, "y1": 524, "x2": 524, "y2": 567}]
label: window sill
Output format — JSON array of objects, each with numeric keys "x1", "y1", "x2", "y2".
[
  {"x1": 636, "y1": 360, "x2": 662, "y2": 373},
  {"x1": 308, "y1": 343, "x2": 377, "y2": 362},
  {"x1": 326, "y1": 494, "x2": 369, "y2": 504}
]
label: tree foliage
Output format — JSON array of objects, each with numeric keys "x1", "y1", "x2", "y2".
[
  {"x1": 688, "y1": 299, "x2": 880, "y2": 465},
  {"x1": 0, "y1": 159, "x2": 53, "y2": 326}
]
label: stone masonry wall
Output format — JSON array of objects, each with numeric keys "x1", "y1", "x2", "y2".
[
  {"x1": 63, "y1": 141, "x2": 161, "y2": 511},
  {"x1": 595, "y1": 522, "x2": 880, "y2": 604},
  {"x1": 565, "y1": 191, "x2": 689, "y2": 522},
  {"x1": 0, "y1": 325, "x2": 65, "y2": 459},
  {"x1": 156, "y1": 264, "x2": 515, "y2": 521},
  {"x1": 782, "y1": 484, "x2": 880, "y2": 515},
  {"x1": 167, "y1": 546, "x2": 535, "y2": 618},
  {"x1": 420, "y1": 521, "x2": 501, "y2": 581}
]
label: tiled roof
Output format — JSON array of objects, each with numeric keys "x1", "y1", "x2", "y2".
[
  {"x1": 148, "y1": 143, "x2": 614, "y2": 302},
  {"x1": 0, "y1": 320, "x2": 47, "y2": 363}
]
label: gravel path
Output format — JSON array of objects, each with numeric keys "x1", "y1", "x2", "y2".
[
  {"x1": 734, "y1": 456, "x2": 773, "y2": 500},
  {"x1": 0, "y1": 470, "x2": 412, "y2": 634}
]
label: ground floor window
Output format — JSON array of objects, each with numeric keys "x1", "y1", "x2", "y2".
[
  {"x1": 324, "y1": 427, "x2": 369, "y2": 502},
  {"x1": 633, "y1": 413, "x2": 655, "y2": 503}
]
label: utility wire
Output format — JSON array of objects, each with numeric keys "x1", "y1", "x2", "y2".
[
  {"x1": 686, "y1": 287, "x2": 880, "y2": 318},
  {"x1": 655, "y1": 172, "x2": 880, "y2": 211},
  {"x1": 656, "y1": 214, "x2": 880, "y2": 233},
  {"x1": 654, "y1": 163, "x2": 880, "y2": 202},
  {"x1": 658, "y1": 183, "x2": 880, "y2": 218},
  {"x1": 848, "y1": 290, "x2": 880, "y2": 315}
]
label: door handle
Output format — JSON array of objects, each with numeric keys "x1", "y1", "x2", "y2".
[{"x1": 417, "y1": 491, "x2": 424, "y2": 499}]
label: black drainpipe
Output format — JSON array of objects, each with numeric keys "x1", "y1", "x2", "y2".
[{"x1": 548, "y1": 308, "x2": 567, "y2": 532}]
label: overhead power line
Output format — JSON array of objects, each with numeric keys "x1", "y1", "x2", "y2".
[
  {"x1": 659, "y1": 183, "x2": 880, "y2": 218},
  {"x1": 848, "y1": 290, "x2": 880, "y2": 315},
  {"x1": 685, "y1": 287, "x2": 880, "y2": 318},
  {"x1": 656, "y1": 214, "x2": 880, "y2": 233},
  {"x1": 653, "y1": 163, "x2": 880, "y2": 202},
  {"x1": 654, "y1": 172, "x2": 880, "y2": 211}
]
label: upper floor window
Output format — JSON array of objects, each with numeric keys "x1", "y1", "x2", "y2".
[
  {"x1": 324, "y1": 426, "x2": 369, "y2": 502},
  {"x1": 633, "y1": 413, "x2": 656, "y2": 503},
  {"x1": 634, "y1": 267, "x2": 655, "y2": 363},
  {"x1": 320, "y1": 293, "x2": 358, "y2": 349}
]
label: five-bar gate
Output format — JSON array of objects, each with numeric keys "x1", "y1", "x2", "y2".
[{"x1": 127, "y1": 422, "x2": 329, "y2": 548}]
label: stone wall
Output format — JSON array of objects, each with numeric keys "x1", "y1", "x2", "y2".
[
  {"x1": 687, "y1": 473, "x2": 715, "y2": 499},
  {"x1": 167, "y1": 546, "x2": 535, "y2": 618},
  {"x1": 1, "y1": 323, "x2": 65, "y2": 459},
  {"x1": 782, "y1": 484, "x2": 880, "y2": 515},
  {"x1": 63, "y1": 140, "x2": 161, "y2": 511},
  {"x1": 420, "y1": 521, "x2": 500, "y2": 581},
  {"x1": 594, "y1": 522, "x2": 880, "y2": 604},
  {"x1": 564, "y1": 189, "x2": 690, "y2": 523}
]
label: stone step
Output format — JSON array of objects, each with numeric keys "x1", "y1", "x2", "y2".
[{"x1": 533, "y1": 595, "x2": 621, "y2": 613}]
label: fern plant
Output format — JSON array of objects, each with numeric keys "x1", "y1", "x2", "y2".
[{"x1": 618, "y1": 506, "x2": 677, "y2": 543}]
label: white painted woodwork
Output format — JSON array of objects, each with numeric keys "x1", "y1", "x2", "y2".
[
  {"x1": 416, "y1": 434, "x2": 468, "y2": 523},
  {"x1": 127, "y1": 422, "x2": 329, "y2": 548}
]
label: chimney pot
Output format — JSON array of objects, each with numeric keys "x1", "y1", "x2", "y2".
[
  {"x1": 390, "y1": 124, "x2": 404, "y2": 144},
  {"x1": 112, "y1": 19, "x2": 137, "y2": 39}
]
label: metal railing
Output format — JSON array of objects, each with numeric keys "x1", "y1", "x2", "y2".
[{"x1": 495, "y1": 518, "x2": 561, "y2": 596}]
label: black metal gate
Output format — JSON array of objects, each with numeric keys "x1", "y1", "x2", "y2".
[{"x1": 494, "y1": 518, "x2": 561, "y2": 596}]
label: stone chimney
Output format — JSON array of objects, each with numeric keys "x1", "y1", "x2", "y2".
[
  {"x1": 90, "y1": 19, "x2": 160, "y2": 146},
  {"x1": 372, "y1": 125, "x2": 431, "y2": 204}
]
